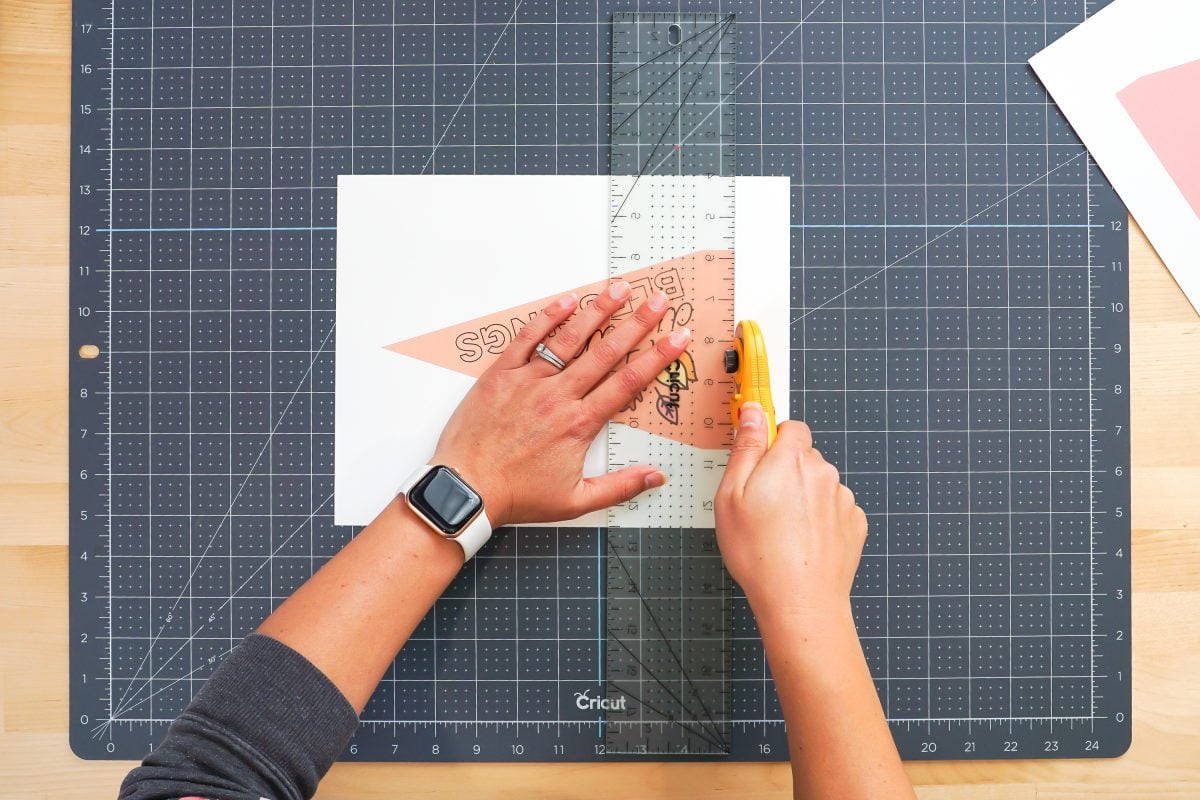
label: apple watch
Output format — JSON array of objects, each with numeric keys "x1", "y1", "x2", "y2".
[{"x1": 398, "y1": 464, "x2": 493, "y2": 560}]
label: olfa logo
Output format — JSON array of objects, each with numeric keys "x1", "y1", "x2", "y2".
[{"x1": 574, "y1": 689, "x2": 627, "y2": 711}]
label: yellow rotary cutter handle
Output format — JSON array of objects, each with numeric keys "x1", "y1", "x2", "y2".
[{"x1": 724, "y1": 320, "x2": 778, "y2": 447}]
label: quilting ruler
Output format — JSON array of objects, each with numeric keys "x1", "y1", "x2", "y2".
[
  {"x1": 603, "y1": 12, "x2": 736, "y2": 756},
  {"x1": 70, "y1": 0, "x2": 1131, "y2": 763}
]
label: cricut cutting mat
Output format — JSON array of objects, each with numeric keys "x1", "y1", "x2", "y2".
[{"x1": 70, "y1": 0, "x2": 1131, "y2": 761}]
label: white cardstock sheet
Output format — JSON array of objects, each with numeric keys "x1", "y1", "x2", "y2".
[{"x1": 335, "y1": 174, "x2": 791, "y2": 528}]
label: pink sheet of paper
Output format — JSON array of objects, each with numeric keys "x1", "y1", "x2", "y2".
[
  {"x1": 1117, "y1": 59, "x2": 1200, "y2": 220},
  {"x1": 385, "y1": 251, "x2": 733, "y2": 449}
]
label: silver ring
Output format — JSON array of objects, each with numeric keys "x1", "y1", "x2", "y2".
[{"x1": 533, "y1": 342, "x2": 568, "y2": 371}]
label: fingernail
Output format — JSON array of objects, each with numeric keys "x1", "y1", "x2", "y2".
[
  {"x1": 740, "y1": 401, "x2": 764, "y2": 429},
  {"x1": 648, "y1": 290, "x2": 668, "y2": 311},
  {"x1": 644, "y1": 470, "x2": 667, "y2": 489},
  {"x1": 556, "y1": 292, "x2": 577, "y2": 310},
  {"x1": 608, "y1": 281, "x2": 631, "y2": 301},
  {"x1": 668, "y1": 327, "x2": 691, "y2": 347}
]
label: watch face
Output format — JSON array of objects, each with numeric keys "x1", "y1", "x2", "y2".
[{"x1": 409, "y1": 466, "x2": 483, "y2": 535}]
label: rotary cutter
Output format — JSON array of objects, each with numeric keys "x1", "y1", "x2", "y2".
[{"x1": 724, "y1": 320, "x2": 778, "y2": 447}]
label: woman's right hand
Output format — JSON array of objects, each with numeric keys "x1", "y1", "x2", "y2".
[
  {"x1": 713, "y1": 403, "x2": 868, "y2": 631},
  {"x1": 716, "y1": 404, "x2": 913, "y2": 800}
]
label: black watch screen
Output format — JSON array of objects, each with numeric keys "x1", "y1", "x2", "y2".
[{"x1": 409, "y1": 466, "x2": 483, "y2": 535}]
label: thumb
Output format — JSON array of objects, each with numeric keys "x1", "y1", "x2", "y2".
[
  {"x1": 722, "y1": 402, "x2": 769, "y2": 492},
  {"x1": 575, "y1": 466, "x2": 667, "y2": 516}
]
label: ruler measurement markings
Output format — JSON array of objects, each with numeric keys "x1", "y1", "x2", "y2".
[
  {"x1": 1001, "y1": 0, "x2": 1012, "y2": 732},
  {"x1": 106, "y1": 0, "x2": 117, "y2": 735},
  {"x1": 1043, "y1": 0, "x2": 1053, "y2": 732},
  {"x1": 606, "y1": 12, "x2": 735, "y2": 756}
]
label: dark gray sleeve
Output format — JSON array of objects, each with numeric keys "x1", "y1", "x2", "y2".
[{"x1": 118, "y1": 634, "x2": 359, "y2": 800}]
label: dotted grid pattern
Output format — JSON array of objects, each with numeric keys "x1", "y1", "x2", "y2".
[
  {"x1": 71, "y1": 0, "x2": 1130, "y2": 762},
  {"x1": 783, "y1": 0, "x2": 1103, "y2": 726}
]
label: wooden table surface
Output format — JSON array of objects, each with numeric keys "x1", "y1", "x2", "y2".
[{"x1": 2, "y1": 1, "x2": 1198, "y2": 797}]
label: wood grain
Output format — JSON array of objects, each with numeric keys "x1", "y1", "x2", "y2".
[{"x1": 1, "y1": 0, "x2": 1197, "y2": 797}]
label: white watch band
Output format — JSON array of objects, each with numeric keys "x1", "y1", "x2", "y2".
[{"x1": 398, "y1": 464, "x2": 493, "y2": 561}]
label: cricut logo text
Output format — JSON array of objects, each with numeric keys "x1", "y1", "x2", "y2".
[{"x1": 574, "y1": 690, "x2": 627, "y2": 711}]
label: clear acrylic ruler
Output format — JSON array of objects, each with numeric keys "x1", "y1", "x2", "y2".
[{"x1": 603, "y1": 12, "x2": 737, "y2": 756}]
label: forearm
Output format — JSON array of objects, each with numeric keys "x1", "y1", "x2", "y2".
[
  {"x1": 119, "y1": 282, "x2": 685, "y2": 799},
  {"x1": 122, "y1": 499, "x2": 457, "y2": 799},
  {"x1": 119, "y1": 634, "x2": 358, "y2": 800},
  {"x1": 257, "y1": 496, "x2": 464, "y2": 712},
  {"x1": 759, "y1": 606, "x2": 913, "y2": 800},
  {"x1": 257, "y1": 282, "x2": 681, "y2": 712}
]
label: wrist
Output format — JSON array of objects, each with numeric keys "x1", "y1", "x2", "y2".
[
  {"x1": 750, "y1": 595, "x2": 857, "y2": 644},
  {"x1": 424, "y1": 454, "x2": 512, "y2": 529},
  {"x1": 753, "y1": 602, "x2": 874, "y2": 706},
  {"x1": 377, "y1": 497, "x2": 466, "y2": 570}
]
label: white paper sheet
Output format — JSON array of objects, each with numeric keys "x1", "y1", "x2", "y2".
[
  {"x1": 1030, "y1": 0, "x2": 1200, "y2": 315},
  {"x1": 335, "y1": 174, "x2": 791, "y2": 527}
]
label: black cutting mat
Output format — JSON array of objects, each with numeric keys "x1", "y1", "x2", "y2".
[{"x1": 69, "y1": 0, "x2": 1131, "y2": 761}]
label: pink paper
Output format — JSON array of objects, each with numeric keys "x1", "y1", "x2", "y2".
[{"x1": 1118, "y1": 59, "x2": 1200, "y2": 220}]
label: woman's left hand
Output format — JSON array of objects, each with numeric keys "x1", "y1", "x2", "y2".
[{"x1": 430, "y1": 281, "x2": 691, "y2": 528}]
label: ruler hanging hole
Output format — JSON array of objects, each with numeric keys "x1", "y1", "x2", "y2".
[
  {"x1": 667, "y1": 24, "x2": 682, "y2": 46},
  {"x1": 78, "y1": 344, "x2": 100, "y2": 359}
]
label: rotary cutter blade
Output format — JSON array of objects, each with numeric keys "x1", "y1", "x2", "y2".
[{"x1": 725, "y1": 320, "x2": 778, "y2": 446}]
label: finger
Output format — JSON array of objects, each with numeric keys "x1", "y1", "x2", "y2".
[
  {"x1": 721, "y1": 401, "x2": 769, "y2": 493},
  {"x1": 843, "y1": 505, "x2": 869, "y2": 577},
  {"x1": 495, "y1": 291, "x2": 579, "y2": 369},
  {"x1": 852, "y1": 505, "x2": 869, "y2": 542},
  {"x1": 845, "y1": 497, "x2": 868, "y2": 533},
  {"x1": 572, "y1": 465, "x2": 666, "y2": 516},
  {"x1": 774, "y1": 419, "x2": 813, "y2": 451},
  {"x1": 808, "y1": 452, "x2": 843, "y2": 495},
  {"x1": 585, "y1": 326, "x2": 692, "y2": 420},
  {"x1": 562, "y1": 290, "x2": 670, "y2": 392},
  {"x1": 838, "y1": 483, "x2": 860, "y2": 514},
  {"x1": 527, "y1": 281, "x2": 631, "y2": 377}
]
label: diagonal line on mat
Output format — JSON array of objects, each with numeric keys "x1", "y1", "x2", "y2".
[
  {"x1": 789, "y1": 151, "x2": 1087, "y2": 325},
  {"x1": 94, "y1": 643, "x2": 236, "y2": 739},
  {"x1": 110, "y1": 0, "x2": 526, "y2": 723},
  {"x1": 627, "y1": 5, "x2": 1089, "y2": 333},
  {"x1": 111, "y1": 492, "x2": 335, "y2": 720},
  {"x1": 110, "y1": 323, "x2": 336, "y2": 716},
  {"x1": 420, "y1": 0, "x2": 524, "y2": 174}
]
